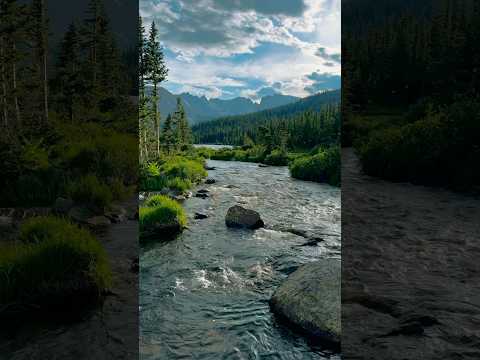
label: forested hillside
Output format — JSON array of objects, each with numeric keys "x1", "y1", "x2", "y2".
[
  {"x1": 343, "y1": 0, "x2": 480, "y2": 190},
  {"x1": 192, "y1": 90, "x2": 340, "y2": 146}
]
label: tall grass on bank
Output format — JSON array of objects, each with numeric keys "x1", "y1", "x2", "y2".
[
  {"x1": 289, "y1": 146, "x2": 341, "y2": 186},
  {"x1": 139, "y1": 195, "x2": 187, "y2": 240},
  {"x1": 0, "y1": 217, "x2": 111, "y2": 314},
  {"x1": 354, "y1": 96, "x2": 480, "y2": 190},
  {"x1": 140, "y1": 157, "x2": 207, "y2": 192}
]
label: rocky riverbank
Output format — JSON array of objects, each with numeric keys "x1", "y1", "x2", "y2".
[{"x1": 342, "y1": 148, "x2": 480, "y2": 359}]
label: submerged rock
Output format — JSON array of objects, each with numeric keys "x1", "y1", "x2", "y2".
[
  {"x1": 195, "y1": 192, "x2": 209, "y2": 199},
  {"x1": 205, "y1": 178, "x2": 216, "y2": 184},
  {"x1": 194, "y1": 212, "x2": 209, "y2": 220},
  {"x1": 197, "y1": 189, "x2": 210, "y2": 194},
  {"x1": 225, "y1": 205, "x2": 264, "y2": 229},
  {"x1": 258, "y1": 164, "x2": 269, "y2": 168},
  {"x1": 270, "y1": 259, "x2": 341, "y2": 350},
  {"x1": 204, "y1": 166, "x2": 216, "y2": 171}
]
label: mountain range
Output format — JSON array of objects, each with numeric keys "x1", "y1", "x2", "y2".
[{"x1": 156, "y1": 87, "x2": 299, "y2": 125}]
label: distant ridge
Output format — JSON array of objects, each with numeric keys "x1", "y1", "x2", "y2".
[
  {"x1": 156, "y1": 87, "x2": 299, "y2": 125},
  {"x1": 192, "y1": 89, "x2": 340, "y2": 144}
]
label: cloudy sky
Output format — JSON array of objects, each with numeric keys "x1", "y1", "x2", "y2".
[{"x1": 140, "y1": 0, "x2": 340, "y2": 101}]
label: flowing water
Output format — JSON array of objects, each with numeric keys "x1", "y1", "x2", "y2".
[{"x1": 140, "y1": 159, "x2": 341, "y2": 360}]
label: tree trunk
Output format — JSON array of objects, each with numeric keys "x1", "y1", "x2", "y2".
[
  {"x1": 153, "y1": 82, "x2": 160, "y2": 157},
  {"x1": 12, "y1": 42, "x2": 20, "y2": 126},
  {"x1": 0, "y1": 36, "x2": 7, "y2": 127}
]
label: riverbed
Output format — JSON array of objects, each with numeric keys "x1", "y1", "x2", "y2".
[{"x1": 140, "y1": 159, "x2": 341, "y2": 359}]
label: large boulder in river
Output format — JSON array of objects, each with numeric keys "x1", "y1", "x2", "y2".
[
  {"x1": 270, "y1": 259, "x2": 341, "y2": 350},
  {"x1": 225, "y1": 205, "x2": 264, "y2": 229}
]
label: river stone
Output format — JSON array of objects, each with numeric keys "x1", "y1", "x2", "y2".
[
  {"x1": 194, "y1": 212, "x2": 208, "y2": 220},
  {"x1": 68, "y1": 206, "x2": 96, "y2": 224},
  {"x1": 53, "y1": 197, "x2": 74, "y2": 215},
  {"x1": 270, "y1": 259, "x2": 341, "y2": 349},
  {"x1": 195, "y1": 192, "x2": 209, "y2": 199},
  {"x1": 225, "y1": 205, "x2": 264, "y2": 229},
  {"x1": 86, "y1": 216, "x2": 111, "y2": 228},
  {"x1": 205, "y1": 178, "x2": 216, "y2": 184}
]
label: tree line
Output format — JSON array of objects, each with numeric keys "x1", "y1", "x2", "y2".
[
  {"x1": 138, "y1": 16, "x2": 192, "y2": 163},
  {"x1": 343, "y1": 0, "x2": 480, "y2": 111},
  {"x1": 193, "y1": 103, "x2": 340, "y2": 150},
  {"x1": 0, "y1": 0, "x2": 133, "y2": 134}
]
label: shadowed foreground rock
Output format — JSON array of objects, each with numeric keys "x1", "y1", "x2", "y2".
[
  {"x1": 270, "y1": 259, "x2": 341, "y2": 350},
  {"x1": 225, "y1": 205, "x2": 264, "y2": 229}
]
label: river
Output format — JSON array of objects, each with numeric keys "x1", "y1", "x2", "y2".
[{"x1": 140, "y1": 158, "x2": 341, "y2": 359}]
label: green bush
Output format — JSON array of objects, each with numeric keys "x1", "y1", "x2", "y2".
[
  {"x1": 0, "y1": 217, "x2": 111, "y2": 309},
  {"x1": 264, "y1": 149, "x2": 289, "y2": 166},
  {"x1": 161, "y1": 158, "x2": 207, "y2": 183},
  {"x1": 140, "y1": 195, "x2": 187, "y2": 234},
  {"x1": 166, "y1": 177, "x2": 192, "y2": 192},
  {"x1": 290, "y1": 146, "x2": 340, "y2": 186},
  {"x1": 66, "y1": 174, "x2": 113, "y2": 209},
  {"x1": 356, "y1": 96, "x2": 480, "y2": 189},
  {"x1": 19, "y1": 216, "x2": 82, "y2": 244}
]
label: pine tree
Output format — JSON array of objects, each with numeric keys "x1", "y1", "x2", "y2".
[
  {"x1": 162, "y1": 113, "x2": 175, "y2": 153},
  {"x1": 55, "y1": 22, "x2": 83, "y2": 122},
  {"x1": 31, "y1": 0, "x2": 49, "y2": 124},
  {"x1": 144, "y1": 21, "x2": 168, "y2": 157}
]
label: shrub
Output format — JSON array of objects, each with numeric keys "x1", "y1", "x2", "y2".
[
  {"x1": 264, "y1": 149, "x2": 289, "y2": 166},
  {"x1": 166, "y1": 177, "x2": 192, "y2": 192},
  {"x1": 140, "y1": 195, "x2": 187, "y2": 233},
  {"x1": 66, "y1": 174, "x2": 113, "y2": 209},
  {"x1": 161, "y1": 158, "x2": 207, "y2": 183},
  {"x1": 0, "y1": 217, "x2": 111, "y2": 310},
  {"x1": 290, "y1": 146, "x2": 341, "y2": 186},
  {"x1": 19, "y1": 216, "x2": 82, "y2": 244}
]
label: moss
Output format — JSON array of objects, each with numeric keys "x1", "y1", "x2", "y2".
[{"x1": 0, "y1": 217, "x2": 111, "y2": 312}]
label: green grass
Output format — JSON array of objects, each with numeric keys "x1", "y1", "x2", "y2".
[
  {"x1": 140, "y1": 157, "x2": 207, "y2": 192},
  {"x1": 140, "y1": 195, "x2": 187, "y2": 234},
  {"x1": 0, "y1": 217, "x2": 111, "y2": 311},
  {"x1": 354, "y1": 96, "x2": 480, "y2": 189},
  {"x1": 289, "y1": 146, "x2": 340, "y2": 186},
  {"x1": 66, "y1": 174, "x2": 113, "y2": 210}
]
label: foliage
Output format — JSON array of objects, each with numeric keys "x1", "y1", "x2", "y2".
[
  {"x1": 140, "y1": 195, "x2": 187, "y2": 233},
  {"x1": 289, "y1": 146, "x2": 341, "y2": 186},
  {"x1": 66, "y1": 174, "x2": 113, "y2": 210},
  {"x1": 0, "y1": 217, "x2": 111, "y2": 308},
  {"x1": 356, "y1": 97, "x2": 480, "y2": 189},
  {"x1": 140, "y1": 157, "x2": 206, "y2": 192},
  {"x1": 264, "y1": 149, "x2": 289, "y2": 166},
  {"x1": 193, "y1": 102, "x2": 340, "y2": 148}
]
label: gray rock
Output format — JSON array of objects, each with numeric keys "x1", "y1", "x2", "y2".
[
  {"x1": 53, "y1": 197, "x2": 74, "y2": 215},
  {"x1": 68, "y1": 206, "x2": 96, "y2": 224},
  {"x1": 86, "y1": 216, "x2": 111, "y2": 228},
  {"x1": 205, "y1": 178, "x2": 216, "y2": 184},
  {"x1": 140, "y1": 222, "x2": 182, "y2": 242},
  {"x1": 197, "y1": 189, "x2": 210, "y2": 194},
  {"x1": 270, "y1": 259, "x2": 341, "y2": 349},
  {"x1": 194, "y1": 212, "x2": 209, "y2": 220},
  {"x1": 225, "y1": 205, "x2": 264, "y2": 229},
  {"x1": 105, "y1": 205, "x2": 127, "y2": 223},
  {"x1": 195, "y1": 193, "x2": 209, "y2": 199}
]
